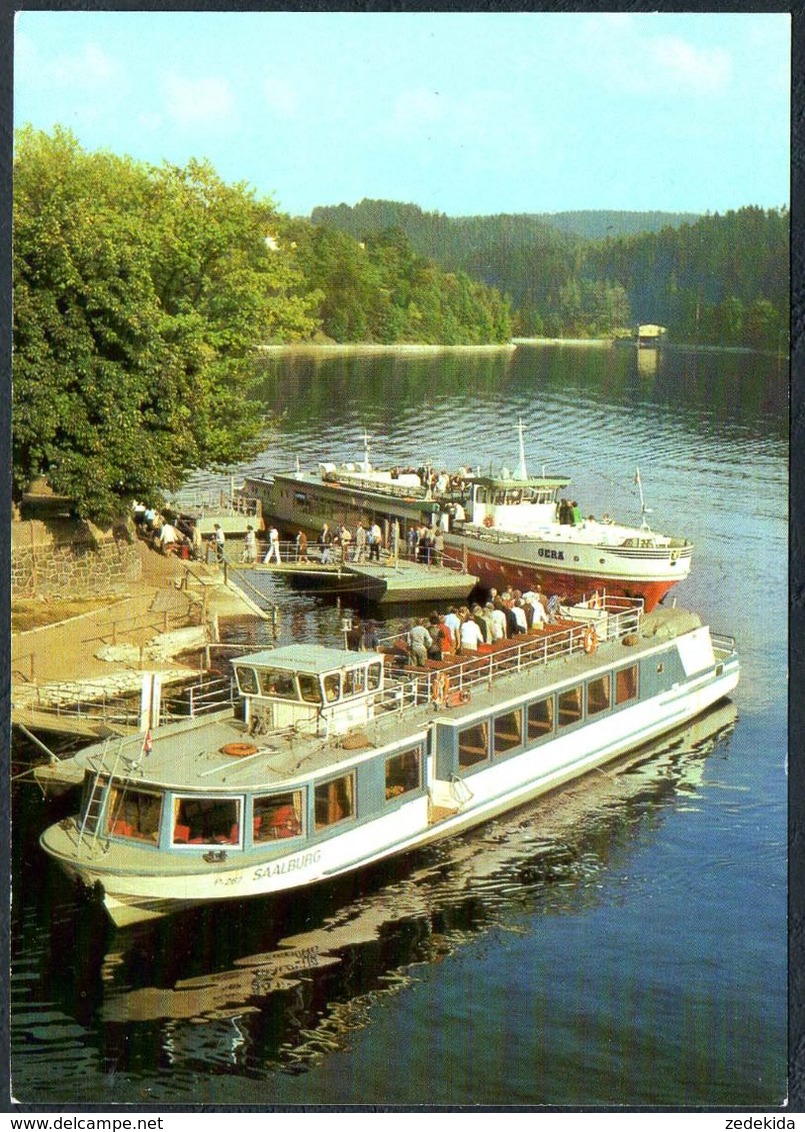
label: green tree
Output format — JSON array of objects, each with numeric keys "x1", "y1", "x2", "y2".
[{"x1": 13, "y1": 127, "x2": 317, "y2": 523}]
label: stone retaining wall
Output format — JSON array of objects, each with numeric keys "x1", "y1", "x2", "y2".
[{"x1": 12, "y1": 535, "x2": 143, "y2": 599}]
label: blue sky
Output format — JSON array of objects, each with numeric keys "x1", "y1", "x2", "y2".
[{"x1": 14, "y1": 10, "x2": 791, "y2": 218}]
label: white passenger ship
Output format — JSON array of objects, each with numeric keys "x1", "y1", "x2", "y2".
[
  {"x1": 243, "y1": 426, "x2": 692, "y2": 611},
  {"x1": 40, "y1": 598, "x2": 738, "y2": 928}
]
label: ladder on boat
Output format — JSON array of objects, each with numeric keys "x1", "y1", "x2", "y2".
[{"x1": 76, "y1": 737, "x2": 129, "y2": 851}]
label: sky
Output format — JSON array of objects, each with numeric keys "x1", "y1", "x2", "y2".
[{"x1": 13, "y1": 10, "x2": 791, "y2": 219}]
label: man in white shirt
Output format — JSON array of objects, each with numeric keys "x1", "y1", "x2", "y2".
[
  {"x1": 264, "y1": 527, "x2": 281, "y2": 563},
  {"x1": 443, "y1": 607, "x2": 461, "y2": 649},
  {"x1": 459, "y1": 615, "x2": 484, "y2": 653},
  {"x1": 488, "y1": 603, "x2": 507, "y2": 640}
]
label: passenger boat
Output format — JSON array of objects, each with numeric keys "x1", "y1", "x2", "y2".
[
  {"x1": 243, "y1": 425, "x2": 692, "y2": 611},
  {"x1": 40, "y1": 596, "x2": 738, "y2": 928}
]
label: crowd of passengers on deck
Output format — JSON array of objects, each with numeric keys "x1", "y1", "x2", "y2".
[{"x1": 343, "y1": 585, "x2": 568, "y2": 672}]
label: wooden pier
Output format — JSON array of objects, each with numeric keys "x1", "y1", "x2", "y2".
[{"x1": 232, "y1": 556, "x2": 478, "y2": 604}]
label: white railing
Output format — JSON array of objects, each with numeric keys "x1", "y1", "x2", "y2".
[{"x1": 372, "y1": 601, "x2": 643, "y2": 716}]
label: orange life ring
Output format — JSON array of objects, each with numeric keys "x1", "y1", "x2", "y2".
[
  {"x1": 220, "y1": 742, "x2": 259, "y2": 758},
  {"x1": 583, "y1": 625, "x2": 598, "y2": 654},
  {"x1": 483, "y1": 515, "x2": 495, "y2": 528},
  {"x1": 433, "y1": 671, "x2": 451, "y2": 706}
]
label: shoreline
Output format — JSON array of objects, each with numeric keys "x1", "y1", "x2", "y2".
[{"x1": 259, "y1": 341, "x2": 516, "y2": 355}]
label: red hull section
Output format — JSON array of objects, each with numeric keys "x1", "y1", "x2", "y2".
[{"x1": 459, "y1": 547, "x2": 674, "y2": 612}]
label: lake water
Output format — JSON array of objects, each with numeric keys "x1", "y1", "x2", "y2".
[{"x1": 10, "y1": 343, "x2": 789, "y2": 1108}]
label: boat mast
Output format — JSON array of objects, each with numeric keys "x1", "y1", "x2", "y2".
[
  {"x1": 516, "y1": 418, "x2": 529, "y2": 481},
  {"x1": 635, "y1": 467, "x2": 653, "y2": 530}
]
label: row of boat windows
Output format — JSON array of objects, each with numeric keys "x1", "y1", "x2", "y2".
[
  {"x1": 97, "y1": 748, "x2": 422, "y2": 848},
  {"x1": 96, "y1": 664, "x2": 640, "y2": 848},
  {"x1": 457, "y1": 664, "x2": 639, "y2": 770},
  {"x1": 474, "y1": 488, "x2": 556, "y2": 506},
  {"x1": 234, "y1": 662, "x2": 383, "y2": 704}
]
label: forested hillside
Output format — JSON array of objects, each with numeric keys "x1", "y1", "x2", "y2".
[
  {"x1": 311, "y1": 198, "x2": 789, "y2": 347},
  {"x1": 281, "y1": 219, "x2": 512, "y2": 345}
]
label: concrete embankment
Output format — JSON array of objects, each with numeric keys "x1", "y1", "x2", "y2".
[{"x1": 12, "y1": 537, "x2": 270, "y2": 739}]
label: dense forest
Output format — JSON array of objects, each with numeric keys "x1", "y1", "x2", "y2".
[
  {"x1": 281, "y1": 219, "x2": 511, "y2": 345},
  {"x1": 311, "y1": 198, "x2": 789, "y2": 348}
]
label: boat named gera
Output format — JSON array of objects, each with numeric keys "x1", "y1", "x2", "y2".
[
  {"x1": 243, "y1": 425, "x2": 692, "y2": 611},
  {"x1": 40, "y1": 596, "x2": 738, "y2": 928}
]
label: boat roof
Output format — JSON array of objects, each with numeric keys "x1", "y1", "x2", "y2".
[
  {"x1": 73, "y1": 605, "x2": 717, "y2": 798},
  {"x1": 233, "y1": 643, "x2": 383, "y2": 673},
  {"x1": 469, "y1": 475, "x2": 571, "y2": 490}
]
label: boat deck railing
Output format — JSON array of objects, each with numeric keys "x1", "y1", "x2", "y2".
[
  {"x1": 711, "y1": 632, "x2": 738, "y2": 658},
  {"x1": 371, "y1": 599, "x2": 644, "y2": 718}
]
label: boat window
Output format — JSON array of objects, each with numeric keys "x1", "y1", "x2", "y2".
[
  {"x1": 106, "y1": 785, "x2": 163, "y2": 842},
  {"x1": 615, "y1": 665, "x2": 639, "y2": 705},
  {"x1": 235, "y1": 666, "x2": 259, "y2": 695},
  {"x1": 367, "y1": 662, "x2": 382, "y2": 690},
  {"x1": 527, "y1": 697, "x2": 554, "y2": 740},
  {"x1": 385, "y1": 747, "x2": 422, "y2": 800},
  {"x1": 494, "y1": 710, "x2": 523, "y2": 755},
  {"x1": 298, "y1": 673, "x2": 322, "y2": 704},
  {"x1": 323, "y1": 672, "x2": 341, "y2": 702},
  {"x1": 258, "y1": 668, "x2": 298, "y2": 699},
  {"x1": 587, "y1": 675, "x2": 611, "y2": 716},
  {"x1": 458, "y1": 721, "x2": 489, "y2": 769},
  {"x1": 315, "y1": 773, "x2": 356, "y2": 830},
  {"x1": 253, "y1": 791, "x2": 304, "y2": 842},
  {"x1": 172, "y1": 796, "x2": 242, "y2": 846},
  {"x1": 343, "y1": 667, "x2": 365, "y2": 697},
  {"x1": 558, "y1": 686, "x2": 583, "y2": 727}
]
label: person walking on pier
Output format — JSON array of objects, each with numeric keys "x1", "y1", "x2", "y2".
[
  {"x1": 242, "y1": 525, "x2": 257, "y2": 563},
  {"x1": 212, "y1": 523, "x2": 225, "y2": 564},
  {"x1": 264, "y1": 526, "x2": 282, "y2": 563}
]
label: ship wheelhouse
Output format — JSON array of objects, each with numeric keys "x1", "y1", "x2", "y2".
[{"x1": 468, "y1": 475, "x2": 569, "y2": 532}]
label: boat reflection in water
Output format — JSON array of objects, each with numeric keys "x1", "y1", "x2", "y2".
[{"x1": 87, "y1": 699, "x2": 737, "y2": 1077}]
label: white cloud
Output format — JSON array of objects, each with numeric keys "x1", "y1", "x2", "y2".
[
  {"x1": 163, "y1": 74, "x2": 236, "y2": 128},
  {"x1": 648, "y1": 36, "x2": 731, "y2": 95},
  {"x1": 15, "y1": 34, "x2": 118, "y2": 92},
  {"x1": 580, "y1": 14, "x2": 732, "y2": 97}
]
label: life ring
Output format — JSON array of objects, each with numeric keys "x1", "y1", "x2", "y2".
[
  {"x1": 483, "y1": 516, "x2": 495, "y2": 528},
  {"x1": 220, "y1": 742, "x2": 259, "y2": 758},
  {"x1": 433, "y1": 671, "x2": 451, "y2": 706},
  {"x1": 583, "y1": 625, "x2": 598, "y2": 654}
]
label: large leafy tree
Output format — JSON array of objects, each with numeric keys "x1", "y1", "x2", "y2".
[{"x1": 13, "y1": 127, "x2": 317, "y2": 523}]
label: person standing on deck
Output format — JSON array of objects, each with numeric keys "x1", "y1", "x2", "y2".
[
  {"x1": 369, "y1": 522, "x2": 383, "y2": 562},
  {"x1": 444, "y1": 607, "x2": 461, "y2": 651},
  {"x1": 408, "y1": 620, "x2": 433, "y2": 666},
  {"x1": 354, "y1": 522, "x2": 367, "y2": 563},
  {"x1": 459, "y1": 611, "x2": 484, "y2": 653}
]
